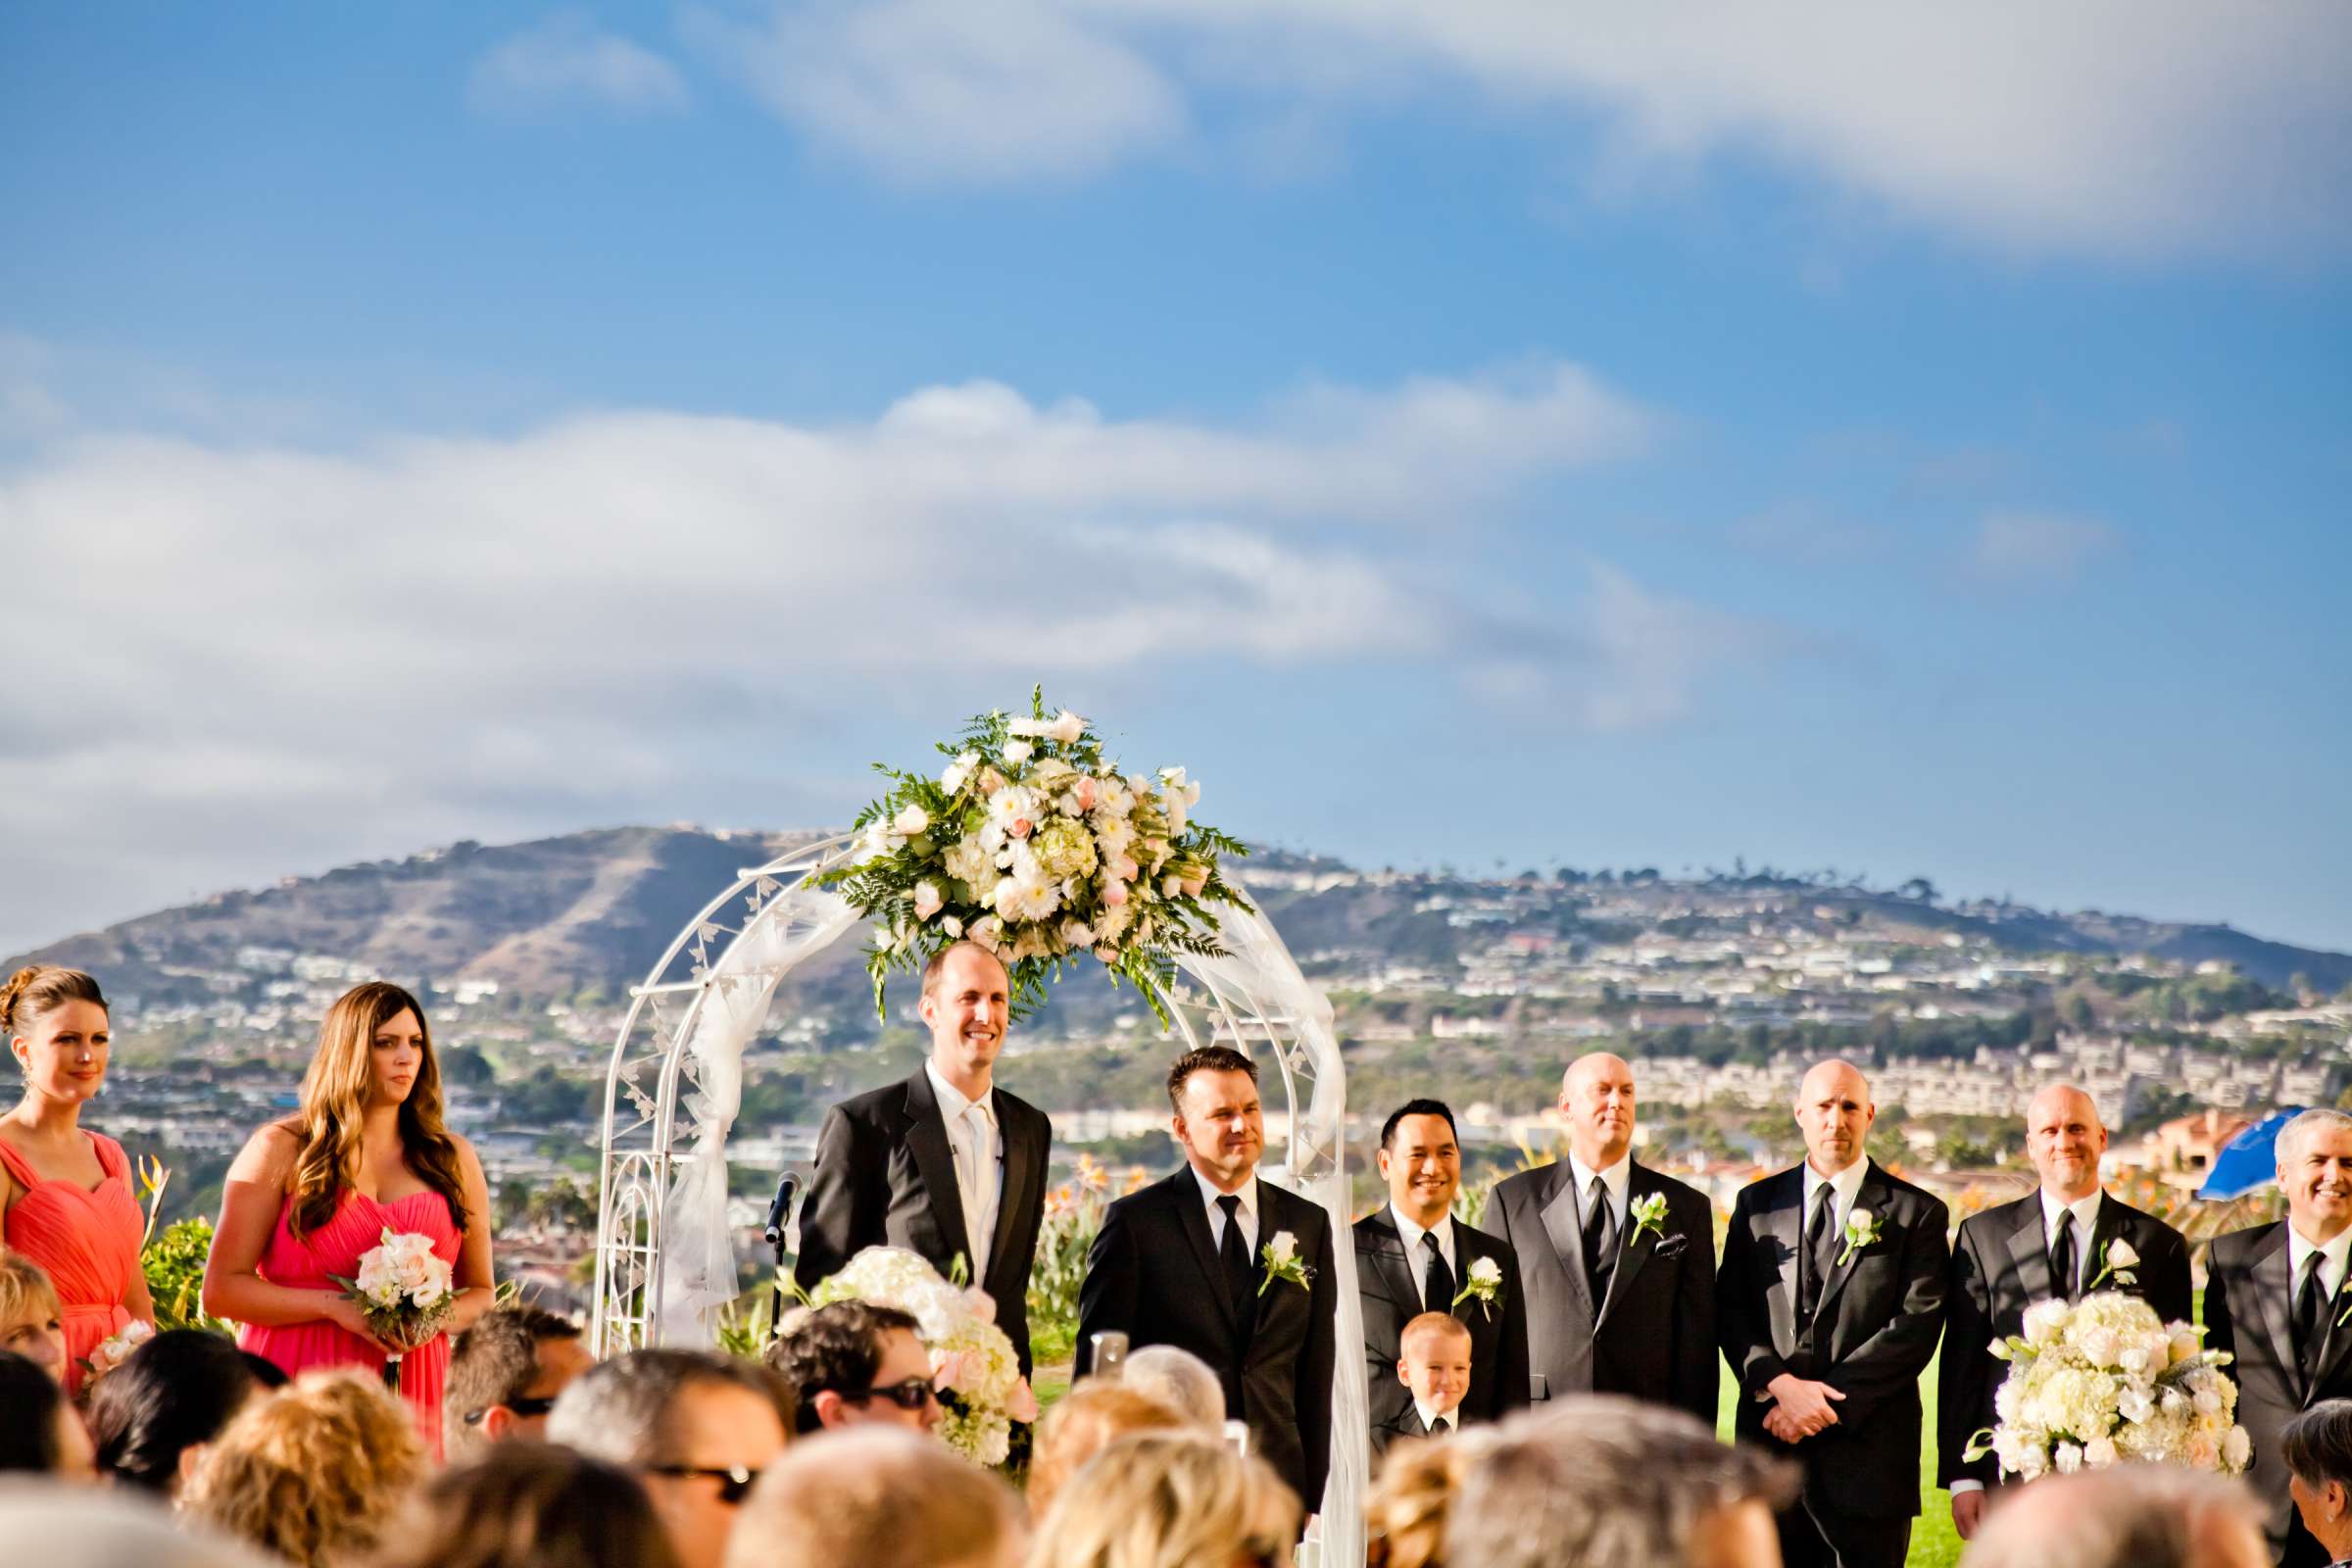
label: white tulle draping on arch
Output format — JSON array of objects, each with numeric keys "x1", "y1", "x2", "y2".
[{"x1": 593, "y1": 834, "x2": 1367, "y2": 1562}]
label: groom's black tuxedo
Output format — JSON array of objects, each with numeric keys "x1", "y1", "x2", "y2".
[
  {"x1": 1937, "y1": 1189, "x2": 2191, "y2": 1493},
  {"x1": 1352, "y1": 1207, "x2": 1530, "y2": 1449},
  {"x1": 2206, "y1": 1222, "x2": 2352, "y2": 1568},
  {"x1": 1718, "y1": 1160, "x2": 1949, "y2": 1568},
  {"x1": 1076, "y1": 1169, "x2": 1339, "y2": 1506},
  {"x1": 1488, "y1": 1157, "x2": 1717, "y2": 1423},
  {"x1": 792, "y1": 1068, "x2": 1053, "y2": 1376}
]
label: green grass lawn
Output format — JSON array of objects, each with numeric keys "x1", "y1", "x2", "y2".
[{"x1": 1716, "y1": 1356, "x2": 1962, "y2": 1568}]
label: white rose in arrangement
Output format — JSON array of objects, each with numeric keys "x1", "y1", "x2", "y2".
[
  {"x1": 942, "y1": 915, "x2": 964, "y2": 939},
  {"x1": 1002, "y1": 739, "x2": 1034, "y2": 765},
  {"x1": 942, "y1": 750, "x2": 980, "y2": 794},
  {"x1": 1162, "y1": 874, "x2": 1184, "y2": 898},
  {"x1": 1030, "y1": 757, "x2": 1074, "y2": 783},
  {"x1": 912, "y1": 882, "x2": 944, "y2": 920},
  {"x1": 2023, "y1": 1298, "x2": 2070, "y2": 1346},
  {"x1": 893, "y1": 804, "x2": 929, "y2": 837},
  {"x1": 1005, "y1": 716, "x2": 1049, "y2": 739},
  {"x1": 1048, "y1": 710, "x2": 1086, "y2": 744}
]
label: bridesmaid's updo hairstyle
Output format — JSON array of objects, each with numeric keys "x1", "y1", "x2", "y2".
[
  {"x1": 1, "y1": 966, "x2": 106, "y2": 1041},
  {"x1": 286, "y1": 981, "x2": 467, "y2": 1240}
]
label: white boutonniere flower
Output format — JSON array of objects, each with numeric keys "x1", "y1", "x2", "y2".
[
  {"x1": 2087, "y1": 1238, "x2": 2140, "y2": 1293},
  {"x1": 1629, "y1": 1192, "x2": 1669, "y2": 1246},
  {"x1": 1838, "y1": 1206, "x2": 1884, "y2": 1266},
  {"x1": 1259, "y1": 1230, "x2": 1313, "y2": 1297},
  {"x1": 1451, "y1": 1255, "x2": 1505, "y2": 1320},
  {"x1": 2334, "y1": 1276, "x2": 2352, "y2": 1329}
]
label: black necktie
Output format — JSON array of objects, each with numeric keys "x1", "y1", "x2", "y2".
[
  {"x1": 1218, "y1": 1195, "x2": 1252, "y2": 1311},
  {"x1": 1799, "y1": 1184, "x2": 1837, "y2": 1322},
  {"x1": 2298, "y1": 1254, "x2": 2328, "y2": 1378},
  {"x1": 2050, "y1": 1210, "x2": 2078, "y2": 1303},
  {"x1": 1583, "y1": 1175, "x2": 1618, "y2": 1298},
  {"x1": 1422, "y1": 1231, "x2": 1456, "y2": 1315}
]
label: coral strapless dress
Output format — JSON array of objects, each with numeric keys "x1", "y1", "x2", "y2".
[
  {"x1": 0, "y1": 1130, "x2": 145, "y2": 1397},
  {"x1": 238, "y1": 1186, "x2": 461, "y2": 1459}
]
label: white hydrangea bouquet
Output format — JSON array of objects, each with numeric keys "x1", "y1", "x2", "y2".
[
  {"x1": 820, "y1": 689, "x2": 1251, "y2": 1020},
  {"x1": 1964, "y1": 1290, "x2": 2252, "y2": 1481},
  {"x1": 329, "y1": 1227, "x2": 457, "y2": 1389},
  {"x1": 807, "y1": 1246, "x2": 1041, "y2": 1467}
]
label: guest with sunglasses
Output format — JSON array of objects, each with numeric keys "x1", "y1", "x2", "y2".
[
  {"x1": 768, "y1": 1299, "x2": 943, "y2": 1434},
  {"x1": 548, "y1": 1348, "x2": 795, "y2": 1568},
  {"x1": 444, "y1": 1302, "x2": 594, "y2": 1458}
]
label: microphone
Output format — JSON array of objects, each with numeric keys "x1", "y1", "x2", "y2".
[{"x1": 762, "y1": 1171, "x2": 801, "y2": 1250}]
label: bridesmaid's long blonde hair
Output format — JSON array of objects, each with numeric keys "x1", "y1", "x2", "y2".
[{"x1": 285, "y1": 983, "x2": 466, "y2": 1240}]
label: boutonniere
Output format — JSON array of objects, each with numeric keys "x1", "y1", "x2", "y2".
[
  {"x1": 1450, "y1": 1256, "x2": 1505, "y2": 1320},
  {"x1": 1259, "y1": 1230, "x2": 1313, "y2": 1296},
  {"x1": 2334, "y1": 1275, "x2": 2352, "y2": 1329},
  {"x1": 1629, "y1": 1192, "x2": 1669, "y2": 1246},
  {"x1": 1838, "y1": 1207, "x2": 1885, "y2": 1265},
  {"x1": 2086, "y1": 1238, "x2": 2139, "y2": 1293}
]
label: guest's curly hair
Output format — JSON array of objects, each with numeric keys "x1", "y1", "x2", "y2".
[
  {"x1": 1365, "y1": 1434, "x2": 1487, "y2": 1568},
  {"x1": 1026, "y1": 1378, "x2": 1190, "y2": 1518},
  {"x1": 182, "y1": 1368, "x2": 424, "y2": 1568},
  {"x1": 1028, "y1": 1431, "x2": 1300, "y2": 1568}
]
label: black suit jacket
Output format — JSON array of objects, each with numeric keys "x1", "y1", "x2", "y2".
[
  {"x1": 1718, "y1": 1160, "x2": 1949, "y2": 1521},
  {"x1": 791, "y1": 1069, "x2": 1053, "y2": 1376},
  {"x1": 1937, "y1": 1189, "x2": 2192, "y2": 1490},
  {"x1": 2206, "y1": 1222, "x2": 2352, "y2": 1566},
  {"x1": 1353, "y1": 1207, "x2": 1531, "y2": 1443},
  {"x1": 1371, "y1": 1403, "x2": 1463, "y2": 1461},
  {"x1": 1488, "y1": 1157, "x2": 1718, "y2": 1424},
  {"x1": 1075, "y1": 1169, "x2": 1339, "y2": 1507}
]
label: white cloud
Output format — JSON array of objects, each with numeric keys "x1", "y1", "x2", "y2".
[
  {"x1": 1968, "y1": 509, "x2": 2123, "y2": 584},
  {"x1": 0, "y1": 356, "x2": 1772, "y2": 951},
  {"x1": 712, "y1": 0, "x2": 2352, "y2": 260},
  {"x1": 470, "y1": 14, "x2": 690, "y2": 117}
]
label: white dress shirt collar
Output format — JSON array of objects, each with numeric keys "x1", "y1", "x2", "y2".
[
  {"x1": 924, "y1": 1060, "x2": 995, "y2": 1126},
  {"x1": 1802, "y1": 1156, "x2": 1870, "y2": 1231},
  {"x1": 1413, "y1": 1399, "x2": 1458, "y2": 1434},
  {"x1": 1192, "y1": 1164, "x2": 1259, "y2": 1250},
  {"x1": 1391, "y1": 1203, "x2": 1458, "y2": 1309},
  {"x1": 1567, "y1": 1151, "x2": 1631, "y2": 1224},
  {"x1": 2038, "y1": 1187, "x2": 2101, "y2": 1248},
  {"x1": 2289, "y1": 1222, "x2": 2352, "y2": 1301}
]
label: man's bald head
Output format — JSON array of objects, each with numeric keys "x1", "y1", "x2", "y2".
[
  {"x1": 1792, "y1": 1058, "x2": 1875, "y2": 1177},
  {"x1": 1558, "y1": 1053, "x2": 1637, "y2": 1168},
  {"x1": 2026, "y1": 1083, "x2": 2108, "y2": 1201}
]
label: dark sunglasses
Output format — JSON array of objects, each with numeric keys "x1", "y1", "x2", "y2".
[
  {"x1": 847, "y1": 1377, "x2": 939, "y2": 1411},
  {"x1": 643, "y1": 1463, "x2": 762, "y2": 1505},
  {"x1": 461, "y1": 1395, "x2": 559, "y2": 1425}
]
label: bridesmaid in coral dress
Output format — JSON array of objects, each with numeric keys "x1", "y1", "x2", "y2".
[
  {"x1": 204, "y1": 981, "x2": 494, "y2": 1459},
  {"x1": 0, "y1": 966, "x2": 153, "y2": 1396}
]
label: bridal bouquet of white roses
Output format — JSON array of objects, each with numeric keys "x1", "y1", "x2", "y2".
[
  {"x1": 805, "y1": 1247, "x2": 1040, "y2": 1467},
  {"x1": 330, "y1": 1227, "x2": 457, "y2": 1389},
  {"x1": 822, "y1": 689, "x2": 1250, "y2": 1019},
  {"x1": 1965, "y1": 1290, "x2": 2251, "y2": 1481}
]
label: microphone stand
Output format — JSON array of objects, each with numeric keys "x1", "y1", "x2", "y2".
[{"x1": 761, "y1": 1170, "x2": 800, "y2": 1338}]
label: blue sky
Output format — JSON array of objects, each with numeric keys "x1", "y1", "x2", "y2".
[{"x1": 4, "y1": 3, "x2": 2348, "y2": 957}]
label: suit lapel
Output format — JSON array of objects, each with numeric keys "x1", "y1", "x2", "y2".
[
  {"x1": 1812, "y1": 1163, "x2": 1884, "y2": 1326},
  {"x1": 1595, "y1": 1165, "x2": 1660, "y2": 1331},
  {"x1": 1364, "y1": 1207, "x2": 1425, "y2": 1321},
  {"x1": 1169, "y1": 1171, "x2": 1239, "y2": 1335},
  {"x1": 2006, "y1": 1198, "x2": 2057, "y2": 1305},
  {"x1": 901, "y1": 1071, "x2": 974, "y2": 1274},
  {"x1": 1765, "y1": 1169, "x2": 1804, "y2": 1350},
  {"x1": 984, "y1": 1101, "x2": 1035, "y2": 1297},
  {"x1": 2248, "y1": 1225, "x2": 2302, "y2": 1398},
  {"x1": 2306, "y1": 1271, "x2": 2352, "y2": 1404},
  {"x1": 1537, "y1": 1163, "x2": 1597, "y2": 1323}
]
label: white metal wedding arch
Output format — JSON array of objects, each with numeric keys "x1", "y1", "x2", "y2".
[{"x1": 592, "y1": 829, "x2": 1369, "y2": 1556}]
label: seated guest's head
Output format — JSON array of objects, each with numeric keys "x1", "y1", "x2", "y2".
[
  {"x1": 0, "y1": 1252, "x2": 67, "y2": 1385},
  {"x1": 767, "y1": 1300, "x2": 940, "y2": 1435},
  {"x1": 1026, "y1": 1379, "x2": 1189, "y2": 1518},
  {"x1": 1028, "y1": 1431, "x2": 1299, "y2": 1568},
  {"x1": 183, "y1": 1369, "x2": 423, "y2": 1568},
  {"x1": 1396, "y1": 1313, "x2": 1472, "y2": 1429},
  {"x1": 1119, "y1": 1344, "x2": 1226, "y2": 1430},
  {"x1": 0, "y1": 1348, "x2": 95, "y2": 1479},
  {"x1": 724, "y1": 1425, "x2": 1021, "y2": 1568},
  {"x1": 444, "y1": 1302, "x2": 592, "y2": 1456},
  {"x1": 1446, "y1": 1398, "x2": 1793, "y2": 1568},
  {"x1": 86, "y1": 1329, "x2": 270, "y2": 1496},
  {"x1": 0, "y1": 1480, "x2": 277, "y2": 1568},
  {"x1": 1366, "y1": 1431, "x2": 1487, "y2": 1568},
  {"x1": 547, "y1": 1348, "x2": 794, "y2": 1568},
  {"x1": 367, "y1": 1441, "x2": 685, "y2": 1568},
  {"x1": 2288, "y1": 1400, "x2": 2352, "y2": 1564},
  {"x1": 1962, "y1": 1464, "x2": 2265, "y2": 1568}
]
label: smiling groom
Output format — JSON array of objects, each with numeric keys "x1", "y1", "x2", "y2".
[{"x1": 1076, "y1": 1044, "x2": 1339, "y2": 1510}]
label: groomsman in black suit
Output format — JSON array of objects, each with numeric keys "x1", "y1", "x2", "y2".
[
  {"x1": 1488, "y1": 1053, "x2": 1717, "y2": 1423},
  {"x1": 1353, "y1": 1098, "x2": 1530, "y2": 1458},
  {"x1": 793, "y1": 941, "x2": 1054, "y2": 1376},
  {"x1": 1719, "y1": 1059, "x2": 1950, "y2": 1568},
  {"x1": 1938, "y1": 1083, "x2": 2192, "y2": 1542},
  {"x1": 1076, "y1": 1044, "x2": 1339, "y2": 1510},
  {"x1": 2208, "y1": 1108, "x2": 2352, "y2": 1568}
]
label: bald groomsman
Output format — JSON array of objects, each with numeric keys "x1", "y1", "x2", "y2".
[
  {"x1": 2209, "y1": 1108, "x2": 2352, "y2": 1567},
  {"x1": 1938, "y1": 1084, "x2": 2191, "y2": 1542},
  {"x1": 1719, "y1": 1060, "x2": 1949, "y2": 1568},
  {"x1": 1488, "y1": 1053, "x2": 1716, "y2": 1422}
]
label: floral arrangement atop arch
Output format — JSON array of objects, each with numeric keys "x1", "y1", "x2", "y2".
[{"x1": 821, "y1": 689, "x2": 1250, "y2": 1019}]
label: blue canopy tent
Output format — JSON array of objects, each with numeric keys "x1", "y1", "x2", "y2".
[{"x1": 2198, "y1": 1106, "x2": 2304, "y2": 1200}]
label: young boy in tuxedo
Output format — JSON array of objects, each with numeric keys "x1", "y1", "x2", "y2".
[{"x1": 1376, "y1": 1312, "x2": 1472, "y2": 1456}]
